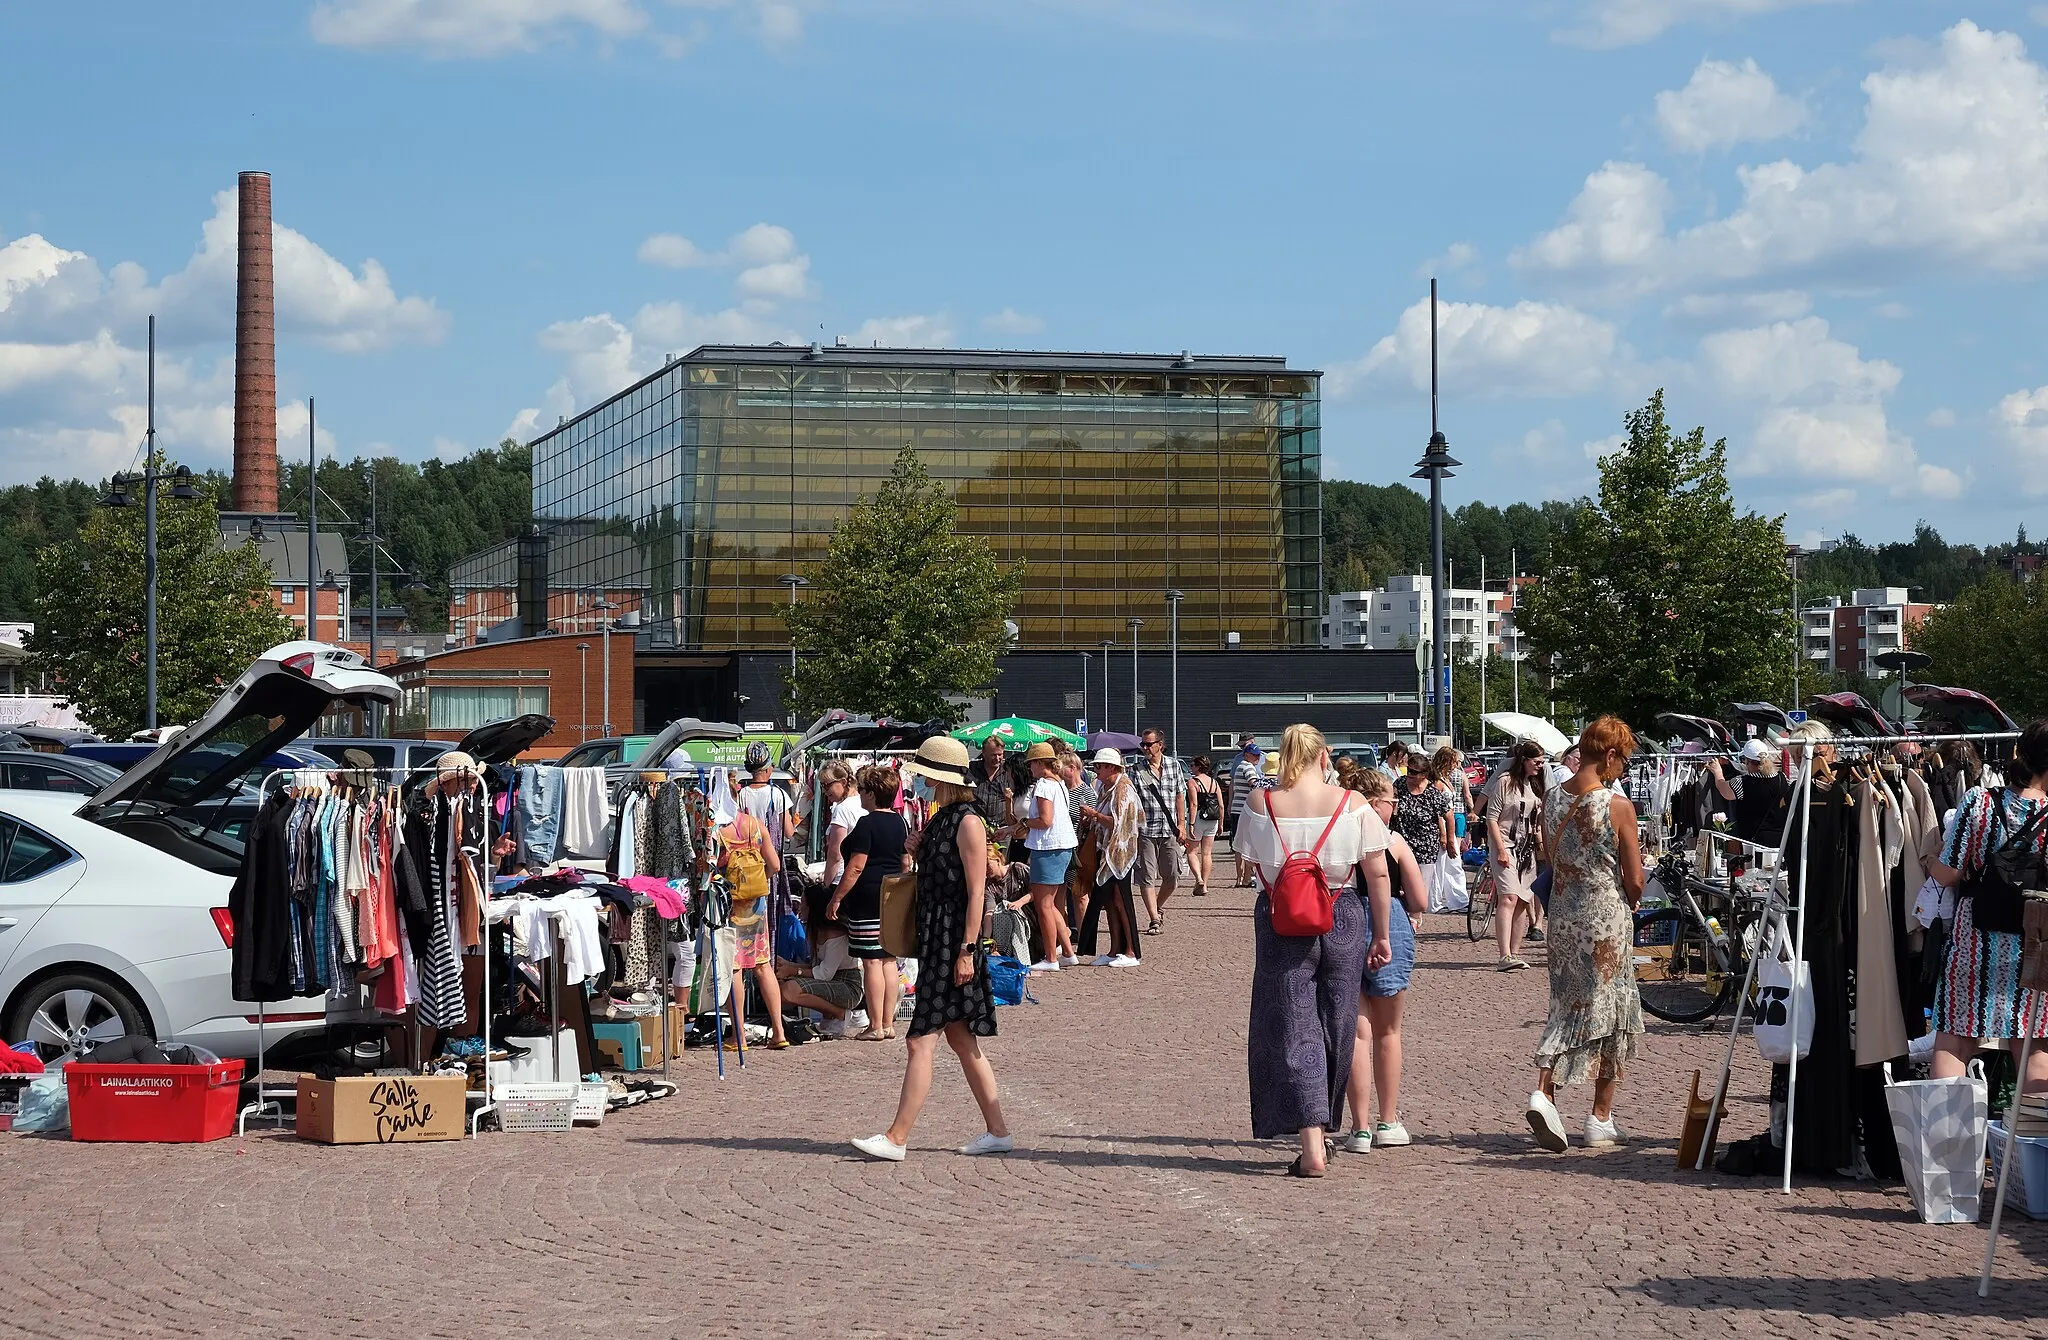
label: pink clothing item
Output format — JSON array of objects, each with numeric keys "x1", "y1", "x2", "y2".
[{"x1": 620, "y1": 875, "x2": 687, "y2": 920}]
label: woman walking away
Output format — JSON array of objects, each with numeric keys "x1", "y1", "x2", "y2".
[
  {"x1": 720, "y1": 800, "x2": 789, "y2": 1050},
  {"x1": 1234, "y1": 724, "x2": 1394, "y2": 1177},
  {"x1": 1927, "y1": 719, "x2": 2048, "y2": 1097},
  {"x1": 1526, "y1": 716, "x2": 1645, "y2": 1152},
  {"x1": 1020, "y1": 742, "x2": 1080, "y2": 972},
  {"x1": 853, "y1": 737, "x2": 1012, "y2": 1162},
  {"x1": 828, "y1": 766, "x2": 909, "y2": 1041},
  {"x1": 1484, "y1": 741, "x2": 1548, "y2": 972},
  {"x1": 1186, "y1": 756, "x2": 1224, "y2": 896},
  {"x1": 1340, "y1": 769, "x2": 1428, "y2": 1153}
]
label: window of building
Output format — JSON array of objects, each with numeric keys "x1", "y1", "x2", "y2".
[
  {"x1": 281, "y1": 589, "x2": 294, "y2": 606},
  {"x1": 427, "y1": 685, "x2": 550, "y2": 731},
  {"x1": 455, "y1": 592, "x2": 467, "y2": 606}
]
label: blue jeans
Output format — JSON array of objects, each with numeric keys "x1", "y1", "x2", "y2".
[{"x1": 517, "y1": 765, "x2": 562, "y2": 866}]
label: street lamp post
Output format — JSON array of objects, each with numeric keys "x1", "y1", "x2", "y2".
[
  {"x1": 590, "y1": 595, "x2": 618, "y2": 736},
  {"x1": 98, "y1": 316, "x2": 197, "y2": 732},
  {"x1": 1164, "y1": 589, "x2": 1183, "y2": 756},
  {"x1": 1411, "y1": 279, "x2": 1461, "y2": 740},
  {"x1": 577, "y1": 642, "x2": 591, "y2": 740},
  {"x1": 780, "y1": 573, "x2": 808, "y2": 729},
  {"x1": 1079, "y1": 651, "x2": 1091, "y2": 734},
  {"x1": 1100, "y1": 639, "x2": 1114, "y2": 735},
  {"x1": 1127, "y1": 618, "x2": 1144, "y2": 734},
  {"x1": 306, "y1": 395, "x2": 319, "y2": 643}
]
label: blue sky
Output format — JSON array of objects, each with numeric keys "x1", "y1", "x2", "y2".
[{"x1": 5, "y1": 1, "x2": 2048, "y2": 547}]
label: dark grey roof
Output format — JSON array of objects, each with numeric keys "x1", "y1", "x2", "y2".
[{"x1": 217, "y1": 514, "x2": 352, "y2": 587}]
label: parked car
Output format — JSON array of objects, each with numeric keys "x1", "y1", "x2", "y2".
[
  {"x1": 0, "y1": 751, "x2": 123, "y2": 796},
  {"x1": 0, "y1": 642, "x2": 399, "y2": 1060},
  {"x1": 301, "y1": 736, "x2": 451, "y2": 774},
  {"x1": 69, "y1": 739, "x2": 339, "y2": 777},
  {"x1": 555, "y1": 718, "x2": 748, "y2": 792}
]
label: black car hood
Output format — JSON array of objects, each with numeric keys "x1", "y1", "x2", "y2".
[
  {"x1": 628, "y1": 717, "x2": 745, "y2": 770},
  {"x1": 1804, "y1": 692, "x2": 1898, "y2": 738},
  {"x1": 1728, "y1": 702, "x2": 1792, "y2": 737},
  {"x1": 1654, "y1": 713, "x2": 1732, "y2": 749},
  {"x1": 454, "y1": 713, "x2": 557, "y2": 764}
]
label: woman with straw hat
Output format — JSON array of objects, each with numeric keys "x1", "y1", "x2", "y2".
[{"x1": 853, "y1": 736, "x2": 1013, "y2": 1162}]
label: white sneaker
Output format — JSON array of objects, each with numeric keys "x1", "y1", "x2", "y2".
[
  {"x1": 1526, "y1": 1091, "x2": 1569, "y2": 1152},
  {"x1": 1339, "y1": 1130, "x2": 1373, "y2": 1154},
  {"x1": 1058, "y1": 954, "x2": 1080, "y2": 967},
  {"x1": 1029, "y1": 959, "x2": 1061, "y2": 973},
  {"x1": 852, "y1": 1133, "x2": 906, "y2": 1162},
  {"x1": 1092, "y1": 953, "x2": 1116, "y2": 967},
  {"x1": 1108, "y1": 954, "x2": 1141, "y2": 968},
  {"x1": 1583, "y1": 1113, "x2": 1628, "y2": 1148},
  {"x1": 1373, "y1": 1121, "x2": 1412, "y2": 1147},
  {"x1": 819, "y1": 1017, "x2": 848, "y2": 1040},
  {"x1": 958, "y1": 1131, "x2": 1015, "y2": 1156},
  {"x1": 845, "y1": 1009, "x2": 870, "y2": 1033}
]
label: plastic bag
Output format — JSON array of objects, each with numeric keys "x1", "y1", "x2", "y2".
[
  {"x1": 1755, "y1": 922, "x2": 1815, "y2": 1064},
  {"x1": 16, "y1": 1060, "x2": 70, "y2": 1133}
]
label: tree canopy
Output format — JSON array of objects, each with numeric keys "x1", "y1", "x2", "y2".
[
  {"x1": 1511, "y1": 391, "x2": 1795, "y2": 729},
  {"x1": 784, "y1": 445, "x2": 1023, "y2": 725},
  {"x1": 1910, "y1": 574, "x2": 2048, "y2": 722},
  {"x1": 25, "y1": 463, "x2": 294, "y2": 736}
]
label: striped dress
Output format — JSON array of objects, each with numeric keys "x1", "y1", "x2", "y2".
[{"x1": 1935, "y1": 786, "x2": 2048, "y2": 1040}]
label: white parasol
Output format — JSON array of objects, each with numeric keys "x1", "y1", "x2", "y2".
[{"x1": 1480, "y1": 711, "x2": 1572, "y2": 757}]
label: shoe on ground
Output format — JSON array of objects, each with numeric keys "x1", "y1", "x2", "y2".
[
  {"x1": 1340, "y1": 1130, "x2": 1373, "y2": 1154},
  {"x1": 1092, "y1": 953, "x2": 1116, "y2": 967},
  {"x1": 852, "y1": 1133, "x2": 907, "y2": 1162},
  {"x1": 958, "y1": 1131, "x2": 1015, "y2": 1156},
  {"x1": 1525, "y1": 927, "x2": 1546, "y2": 943},
  {"x1": 1029, "y1": 959, "x2": 1061, "y2": 973},
  {"x1": 1496, "y1": 956, "x2": 1531, "y2": 972},
  {"x1": 846, "y1": 1009, "x2": 870, "y2": 1033},
  {"x1": 1583, "y1": 1113, "x2": 1628, "y2": 1148},
  {"x1": 1058, "y1": 954, "x2": 1080, "y2": 968},
  {"x1": 819, "y1": 1017, "x2": 848, "y2": 1040},
  {"x1": 1526, "y1": 1091, "x2": 1569, "y2": 1152},
  {"x1": 1108, "y1": 954, "x2": 1141, "y2": 967},
  {"x1": 1194, "y1": 882, "x2": 1207, "y2": 897},
  {"x1": 1373, "y1": 1120, "x2": 1412, "y2": 1147}
]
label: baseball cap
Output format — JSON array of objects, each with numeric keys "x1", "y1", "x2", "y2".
[
  {"x1": 1739, "y1": 739, "x2": 1769, "y2": 765},
  {"x1": 744, "y1": 741, "x2": 772, "y2": 770}
]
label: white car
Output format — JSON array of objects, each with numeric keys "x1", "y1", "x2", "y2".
[{"x1": 0, "y1": 642, "x2": 399, "y2": 1060}]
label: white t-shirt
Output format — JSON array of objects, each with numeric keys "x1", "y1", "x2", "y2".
[
  {"x1": 737, "y1": 783, "x2": 791, "y2": 851},
  {"x1": 810, "y1": 933, "x2": 852, "y2": 978},
  {"x1": 1231, "y1": 796, "x2": 1388, "y2": 888},
  {"x1": 829, "y1": 795, "x2": 864, "y2": 833},
  {"x1": 1023, "y1": 777, "x2": 1078, "y2": 851}
]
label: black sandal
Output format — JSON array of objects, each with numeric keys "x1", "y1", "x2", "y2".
[{"x1": 1285, "y1": 1156, "x2": 1325, "y2": 1178}]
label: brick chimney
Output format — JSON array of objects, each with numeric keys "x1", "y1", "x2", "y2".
[{"x1": 232, "y1": 171, "x2": 277, "y2": 514}]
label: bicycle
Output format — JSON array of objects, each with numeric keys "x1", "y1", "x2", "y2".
[
  {"x1": 1630, "y1": 850, "x2": 1779, "y2": 1024},
  {"x1": 1466, "y1": 859, "x2": 1495, "y2": 943}
]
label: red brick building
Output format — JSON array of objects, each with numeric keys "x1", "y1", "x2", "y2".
[{"x1": 388, "y1": 632, "x2": 635, "y2": 758}]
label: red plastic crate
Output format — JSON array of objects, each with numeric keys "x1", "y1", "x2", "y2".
[{"x1": 66, "y1": 1060, "x2": 245, "y2": 1143}]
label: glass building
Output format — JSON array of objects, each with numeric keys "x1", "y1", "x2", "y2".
[{"x1": 527, "y1": 345, "x2": 1322, "y2": 650}]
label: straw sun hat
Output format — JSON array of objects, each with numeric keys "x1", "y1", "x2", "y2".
[{"x1": 901, "y1": 735, "x2": 974, "y2": 787}]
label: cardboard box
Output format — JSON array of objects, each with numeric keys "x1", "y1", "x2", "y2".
[
  {"x1": 296, "y1": 1075, "x2": 467, "y2": 1144},
  {"x1": 634, "y1": 1011, "x2": 686, "y2": 1061}
]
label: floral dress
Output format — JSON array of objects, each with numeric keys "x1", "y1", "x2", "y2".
[
  {"x1": 1935, "y1": 786, "x2": 2048, "y2": 1040},
  {"x1": 1535, "y1": 785, "x2": 1643, "y2": 1085},
  {"x1": 909, "y1": 801, "x2": 996, "y2": 1039}
]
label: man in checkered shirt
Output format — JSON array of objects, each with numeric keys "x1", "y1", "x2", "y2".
[{"x1": 1129, "y1": 726, "x2": 1189, "y2": 935}]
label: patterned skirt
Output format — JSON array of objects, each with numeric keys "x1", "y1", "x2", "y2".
[{"x1": 1934, "y1": 896, "x2": 2048, "y2": 1040}]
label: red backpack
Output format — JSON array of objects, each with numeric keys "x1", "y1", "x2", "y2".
[{"x1": 1261, "y1": 803, "x2": 1348, "y2": 937}]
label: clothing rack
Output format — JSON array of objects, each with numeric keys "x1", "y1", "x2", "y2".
[{"x1": 238, "y1": 761, "x2": 494, "y2": 1136}]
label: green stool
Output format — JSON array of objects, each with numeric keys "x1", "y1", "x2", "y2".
[{"x1": 590, "y1": 1021, "x2": 646, "y2": 1071}]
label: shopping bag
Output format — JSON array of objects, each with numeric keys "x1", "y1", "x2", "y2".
[
  {"x1": 1754, "y1": 921, "x2": 1814, "y2": 1064},
  {"x1": 688, "y1": 925, "x2": 738, "y2": 1015},
  {"x1": 1427, "y1": 851, "x2": 1469, "y2": 913},
  {"x1": 880, "y1": 868, "x2": 919, "y2": 958},
  {"x1": 987, "y1": 955, "x2": 1037, "y2": 1006},
  {"x1": 1882, "y1": 1059, "x2": 1989, "y2": 1224}
]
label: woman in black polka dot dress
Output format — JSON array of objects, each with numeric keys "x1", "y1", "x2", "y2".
[{"x1": 853, "y1": 737, "x2": 1012, "y2": 1163}]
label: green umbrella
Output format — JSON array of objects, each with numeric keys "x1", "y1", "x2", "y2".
[{"x1": 953, "y1": 717, "x2": 1084, "y2": 750}]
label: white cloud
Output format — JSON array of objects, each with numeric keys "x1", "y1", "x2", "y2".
[
  {"x1": 1583, "y1": 432, "x2": 1628, "y2": 460},
  {"x1": 1560, "y1": 0, "x2": 1846, "y2": 49},
  {"x1": 1872, "y1": 301, "x2": 1909, "y2": 319},
  {"x1": 1520, "y1": 23, "x2": 2048, "y2": 291},
  {"x1": 1655, "y1": 57, "x2": 1808, "y2": 151},
  {"x1": 637, "y1": 233, "x2": 712, "y2": 268},
  {"x1": 0, "y1": 202, "x2": 443, "y2": 485},
  {"x1": 1328, "y1": 297, "x2": 1625, "y2": 399},
  {"x1": 981, "y1": 307, "x2": 1045, "y2": 335},
  {"x1": 1662, "y1": 289, "x2": 1810, "y2": 326},
  {"x1": 310, "y1": 0, "x2": 647, "y2": 56},
  {"x1": 1925, "y1": 406, "x2": 1956, "y2": 428},
  {"x1": 848, "y1": 313, "x2": 956, "y2": 348},
  {"x1": 1995, "y1": 384, "x2": 2048, "y2": 494}
]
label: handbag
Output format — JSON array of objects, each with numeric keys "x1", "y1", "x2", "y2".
[
  {"x1": 1753, "y1": 919, "x2": 1814, "y2": 1064},
  {"x1": 1262, "y1": 805, "x2": 1347, "y2": 937},
  {"x1": 1958, "y1": 790, "x2": 2048, "y2": 936},
  {"x1": 880, "y1": 867, "x2": 919, "y2": 958}
]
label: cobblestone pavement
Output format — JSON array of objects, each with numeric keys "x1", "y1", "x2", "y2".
[{"x1": 5, "y1": 863, "x2": 2047, "y2": 1338}]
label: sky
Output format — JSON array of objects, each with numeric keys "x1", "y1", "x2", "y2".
[{"x1": 5, "y1": 0, "x2": 2048, "y2": 549}]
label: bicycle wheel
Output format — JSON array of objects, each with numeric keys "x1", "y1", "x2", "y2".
[
  {"x1": 1632, "y1": 907, "x2": 1730, "y2": 1024},
  {"x1": 1466, "y1": 869, "x2": 1495, "y2": 942}
]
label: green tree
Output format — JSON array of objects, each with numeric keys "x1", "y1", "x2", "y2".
[
  {"x1": 1450, "y1": 650, "x2": 1550, "y2": 746},
  {"x1": 25, "y1": 463, "x2": 294, "y2": 737},
  {"x1": 0, "y1": 477, "x2": 100, "y2": 618},
  {"x1": 1910, "y1": 574, "x2": 2048, "y2": 721},
  {"x1": 1512, "y1": 391, "x2": 1795, "y2": 729},
  {"x1": 785, "y1": 445, "x2": 1023, "y2": 724}
]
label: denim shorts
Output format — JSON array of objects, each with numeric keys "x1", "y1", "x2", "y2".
[
  {"x1": 1027, "y1": 847, "x2": 1075, "y2": 886},
  {"x1": 1362, "y1": 898, "x2": 1416, "y2": 997}
]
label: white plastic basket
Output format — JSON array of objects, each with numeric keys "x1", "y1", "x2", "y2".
[
  {"x1": 496, "y1": 1082, "x2": 578, "y2": 1132},
  {"x1": 572, "y1": 1080, "x2": 608, "y2": 1125}
]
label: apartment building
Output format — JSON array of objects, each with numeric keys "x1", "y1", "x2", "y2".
[
  {"x1": 1323, "y1": 573, "x2": 1512, "y2": 660},
  {"x1": 1799, "y1": 587, "x2": 1936, "y2": 676}
]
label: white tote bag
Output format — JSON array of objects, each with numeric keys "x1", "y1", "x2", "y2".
[
  {"x1": 1882, "y1": 1059, "x2": 1990, "y2": 1224},
  {"x1": 1754, "y1": 922, "x2": 1815, "y2": 1064},
  {"x1": 1427, "y1": 851, "x2": 1470, "y2": 913}
]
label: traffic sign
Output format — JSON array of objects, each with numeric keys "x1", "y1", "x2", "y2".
[{"x1": 1788, "y1": 709, "x2": 1809, "y2": 724}]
